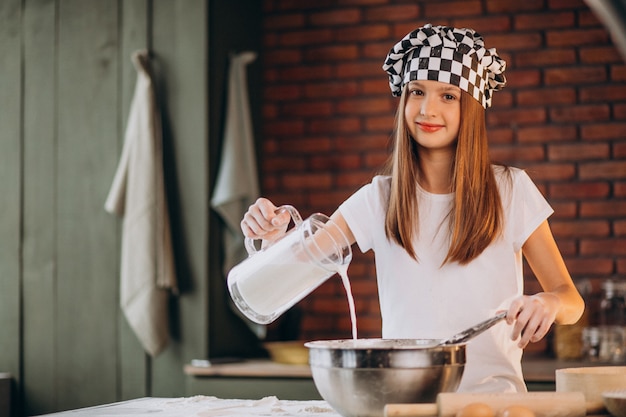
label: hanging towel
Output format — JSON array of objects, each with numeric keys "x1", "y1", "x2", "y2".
[
  {"x1": 105, "y1": 50, "x2": 178, "y2": 357},
  {"x1": 211, "y1": 51, "x2": 264, "y2": 338}
]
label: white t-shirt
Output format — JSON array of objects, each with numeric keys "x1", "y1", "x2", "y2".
[{"x1": 338, "y1": 166, "x2": 553, "y2": 392}]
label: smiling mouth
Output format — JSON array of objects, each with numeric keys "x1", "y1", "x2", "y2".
[{"x1": 417, "y1": 122, "x2": 443, "y2": 133}]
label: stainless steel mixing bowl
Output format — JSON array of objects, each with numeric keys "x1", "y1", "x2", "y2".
[{"x1": 305, "y1": 339, "x2": 465, "y2": 417}]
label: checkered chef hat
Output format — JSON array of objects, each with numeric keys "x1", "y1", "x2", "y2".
[{"x1": 382, "y1": 24, "x2": 506, "y2": 108}]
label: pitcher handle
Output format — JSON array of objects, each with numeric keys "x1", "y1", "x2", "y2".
[{"x1": 244, "y1": 205, "x2": 303, "y2": 255}]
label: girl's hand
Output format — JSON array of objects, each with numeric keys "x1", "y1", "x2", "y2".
[
  {"x1": 241, "y1": 198, "x2": 291, "y2": 242},
  {"x1": 505, "y1": 293, "x2": 560, "y2": 349}
]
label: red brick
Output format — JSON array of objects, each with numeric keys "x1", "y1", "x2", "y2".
[
  {"x1": 264, "y1": 13, "x2": 306, "y2": 30},
  {"x1": 335, "y1": 134, "x2": 389, "y2": 152},
  {"x1": 551, "y1": 220, "x2": 611, "y2": 238},
  {"x1": 515, "y1": 12, "x2": 574, "y2": 30},
  {"x1": 491, "y1": 91, "x2": 513, "y2": 108},
  {"x1": 616, "y1": 143, "x2": 626, "y2": 159},
  {"x1": 515, "y1": 49, "x2": 576, "y2": 68},
  {"x1": 615, "y1": 220, "x2": 626, "y2": 236},
  {"x1": 362, "y1": 41, "x2": 395, "y2": 60},
  {"x1": 278, "y1": 29, "x2": 334, "y2": 46},
  {"x1": 617, "y1": 182, "x2": 626, "y2": 197},
  {"x1": 336, "y1": 97, "x2": 394, "y2": 115},
  {"x1": 364, "y1": 4, "x2": 420, "y2": 22},
  {"x1": 551, "y1": 202, "x2": 577, "y2": 219},
  {"x1": 274, "y1": 0, "x2": 335, "y2": 11},
  {"x1": 489, "y1": 145, "x2": 545, "y2": 163},
  {"x1": 337, "y1": 0, "x2": 387, "y2": 5},
  {"x1": 548, "y1": 143, "x2": 610, "y2": 161},
  {"x1": 577, "y1": 8, "x2": 602, "y2": 26},
  {"x1": 336, "y1": 62, "x2": 383, "y2": 79},
  {"x1": 264, "y1": 49, "x2": 303, "y2": 65},
  {"x1": 563, "y1": 258, "x2": 615, "y2": 275},
  {"x1": 581, "y1": 123, "x2": 626, "y2": 141},
  {"x1": 517, "y1": 126, "x2": 577, "y2": 144},
  {"x1": 488, "y1": 0, "x2": 544, "y2": 12},
  {"x1": 263, "y1": 155, "x2": 308, "y2": 172},
  {"x1": 263, "y1": 103, "x2": 278, "y2": 119},
  {"x1": 580, "y1": 85, "x2": 626, "y2": 102},
  {"x1": 487, "y1": 128, "x2": 514, "y2": 145},
  {"x1": 280, "y1": 101, "x2": 333, "y2": 117},
  {"x1": 264, "y1": 84, "x2": 302, "y2": 101},
  {"x1": 364, "y1": 114, "x2": 395, "y2": 133},
  {"x1": 516, "y1": 88, "x2": 576, "y2": 106},
  {"x1": 612, "y1": 65, "x2": 626, "y2": 82},
  {"x1": 580, "y1": 46, "x2": 624, "y2": 64},
  {"x1": 581, "y1": 201, "x2": 626, "y2": 218},
  {"x1": 545, "y1": 67, "x2": 607, "y2": 85},
  {"x1": 452, "y1": 16, "x2": 511, "y2": 33},
  {"x1": 335, "y1": 24, "x2": 391, "y2": 42},
  {"x1": 546, "y1": 29, "x2": 608, "y2": 47},
  {"x1": 548, "y1": 0, "x2": 587, "y2": 9},
  {"x1": 360, "y1": 78, "x2": 390, "y2": 95},
  {"x1": 550, "y1": 105, "x2": 610, "y2": 123},
  {"x1": 424, "y1": 1, "x2": 482, "y2": 17},
  {"x1": 337, "y1": 170, "x2": 375, "y2": 188},
  {"x1": 580, "y1": 161, "x2": 626, "y2": 179},
  {"x1": 615, "y1": 104, "x2": 626, "y2": 119},
  {"x1": 309, "y1": 8, "x2": 361, "y2": 26},
  {"x1": 487, "y1": 33, "x2": 543, "y2": 51},
  {"x1": 487, "y1": 108, "x2": 546, "y2": 126},
  {"x1": 310, "y1": 153, "x2": 361, "y2": 171},
  {"x1": 503, "y1": 69, "x2": 541, "y2": 88},
  {"x1": 305, "y1": 45, "x2": 359, "y2": 62},
  {"x1": 308, "y1": 117, "x2": 361, "y2": 134},
  {"x1": 279, "y1": 65, "x2": 334, "y2": 82},
  {"x1": 580, "y1": 239, "x2": 626, "y2": 256},
  {"x1": 263, "y1": 120, "x2": 305, "y2": 137},
  {"x1": 304, "y1": 81, "x2": 359, "y2": 98},
  {"x1": 364, "y1": 151, "x2": 389, "y2": 168},
  {"x1": 275, "y1": 135, "x2": 333, "y2": 153},
  {"x1": 282, "y1": 172, "x2": 333, "y2": 189},
  {"x1": 549, "y1": 182, "x2": 611, "y2": 199},
  {"x1": 524, "y1": 163, "x2": 576, "y2": 180}
]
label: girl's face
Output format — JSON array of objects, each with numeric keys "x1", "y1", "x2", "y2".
[{"x1": 404, "y1": 80, "x2": 461, "y2": 153}]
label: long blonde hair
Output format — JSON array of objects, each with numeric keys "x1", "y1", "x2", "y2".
[{"x1": 383, "y1": 86, "x2": 504, "y2": 265}]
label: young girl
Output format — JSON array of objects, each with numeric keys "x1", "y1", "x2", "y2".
[{"x1": 241, "y1": 24, "x2": 584, "y2": 393}]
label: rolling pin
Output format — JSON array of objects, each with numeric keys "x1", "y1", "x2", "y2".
[{"x1": 385, "y1": 392, "x2": 589, "y2": 417}]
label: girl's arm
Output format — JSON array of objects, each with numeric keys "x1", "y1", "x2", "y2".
[{"x1": 507, "y1": 220, "x2": 585, "y2": 348}]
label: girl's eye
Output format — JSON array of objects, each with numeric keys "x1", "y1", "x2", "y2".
[
  {"x1": 410, "y1": 89, "x2": 424, "y2": 96},
  {"x1": 443, "y1": 93, "x2": 457, "y2": 101}
]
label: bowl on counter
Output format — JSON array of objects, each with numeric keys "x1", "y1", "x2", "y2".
[
  {"x1": 556, "y1": 366, "x2": 626, "y2": 412},
  {"x1": 305, "y1": 338, "x2": 466, "y2": 417},
  {"x1": 263, "y1": 341, "x2": 309, "y2": 365},
  {"x1": 604, "y1": 389, "x2": 626, "y2": 417}
]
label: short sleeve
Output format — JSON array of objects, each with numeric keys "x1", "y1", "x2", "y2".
[
  {"x1": 505, "y1": 169, "x2": 554, "y2": 252},
  {"x1": 338, "y1": 176, "x2": 390, "y2": 254}
]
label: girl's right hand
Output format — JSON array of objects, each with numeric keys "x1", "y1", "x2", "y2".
[{"x1": 240, "y1": 198, "x2": 291, "y2": 242}]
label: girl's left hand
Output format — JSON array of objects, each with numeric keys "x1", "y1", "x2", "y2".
[{"x1": 505, "y1": 293, "x2": 560, "y2": 349}]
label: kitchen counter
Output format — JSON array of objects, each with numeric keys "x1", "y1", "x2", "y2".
[
  {"x1": 185, "y1": 354, "x2": 619, "y2": 394},
  {"x1": 38, "y1": 395, "x2": 611, "y2": 417},
  {"x1": 38, "y1": 396, "x2": 341, "y2": 416},
  {"x1": 185, "y1": 360, "x2": 321, "y2": 400}
]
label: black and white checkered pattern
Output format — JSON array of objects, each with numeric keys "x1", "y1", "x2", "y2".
[{"x1": 382, "y1": 24, "x2": 506, "y2": 108}]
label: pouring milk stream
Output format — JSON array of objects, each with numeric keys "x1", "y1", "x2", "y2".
[{"x1": 228, "y1": 205, "x2": 357, "y2": 339}]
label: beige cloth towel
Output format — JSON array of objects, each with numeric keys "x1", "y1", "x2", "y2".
[
  {"x1": 105, "y1": 50, "x2": 178, "y2": 357},
  {"x1": 211, "y1": 52, "x2": 264, "y2": 338}
]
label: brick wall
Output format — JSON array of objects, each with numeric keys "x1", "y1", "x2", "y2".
[{"x1": 260, "y1": 0, "x2": 626, "y2": 347}]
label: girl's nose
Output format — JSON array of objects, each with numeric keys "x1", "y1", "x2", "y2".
[{"x1": 419, "y1": 97, "x2": 432, "y2": 117}]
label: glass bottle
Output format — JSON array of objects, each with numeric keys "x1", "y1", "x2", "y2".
[{"x1": 599, "y1": 279, "x2": 625, "y2": 327}]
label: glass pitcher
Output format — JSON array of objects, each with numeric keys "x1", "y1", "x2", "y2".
[{"x1": 227, "y1": 205, "x2": 352, "y2": 325}]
